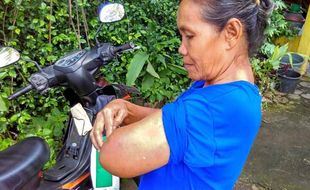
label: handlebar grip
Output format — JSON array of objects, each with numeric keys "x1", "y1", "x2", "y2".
[
  {"x1": 113, "y1": 42, "x2": 135, "y2": 53},
  {"x1": 8, "y1": 85, "x2": 33, "y2": 100}
]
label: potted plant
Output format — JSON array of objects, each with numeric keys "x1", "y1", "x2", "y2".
[
  {"x1": 284, "y1": 3, "x2": 305, "y2": 32},
  {"x1": 280, "y1": 52, "x2": 304, "y2": 72},
  {"x1": 262, "y1": 44, "x2": 301, "y2": 94},
  {"x1": 277, "y1": 68, "x2": 301, "y2": 93},
  {"x1": 275, "y1": 47, "x2": 302, "y2": 94}
]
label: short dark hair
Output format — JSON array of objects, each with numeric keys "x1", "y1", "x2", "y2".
[{"x1": 181, "y1": 0, "x2": 274, "y2": 56}]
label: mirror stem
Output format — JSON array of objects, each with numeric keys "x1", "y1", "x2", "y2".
[
  {"x1": 34, "y1": 61, "x2": 44, "y2": 72},
  {"x1": 95, "y1": 23, "x2": 104, "y2": 47},
  {"x1": 27, "y1": 59, "x2": 43, "y2": 72}
]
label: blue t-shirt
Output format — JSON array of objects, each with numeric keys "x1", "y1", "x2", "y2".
[{"x1": 138, "y1": 80, "x2": 262, "y2": 190}]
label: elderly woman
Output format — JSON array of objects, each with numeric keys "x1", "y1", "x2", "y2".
[{"x1": 90, "y1": 0, "x2": 273, "y2": 189}]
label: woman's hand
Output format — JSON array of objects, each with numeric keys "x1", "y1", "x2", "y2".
[{"x1": 90, "y1": 99, "x2": 128, "y2": 150}]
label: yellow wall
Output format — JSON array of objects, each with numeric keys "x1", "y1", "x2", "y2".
[
  {"x1": 297, "y1": 6, "x2": 310, "y2": 56},
  {"x1": 288, "y1": 36, "x2": 300, "y2": 52}
]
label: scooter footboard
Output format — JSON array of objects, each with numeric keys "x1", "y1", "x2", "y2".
[{"x1": 40, "y1": 107, "x2": 95, "y2": 189}]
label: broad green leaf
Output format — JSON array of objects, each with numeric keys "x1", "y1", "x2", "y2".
[
  {"x1": 134, "y1": 33, "x2": 142, "y2": 39},
  {"x1": 0, "y1": 72, "x2": 7, "y2": 80},
  {"x1": 126, "y1": 51, "x2": 149, "y2": 86},
  {"x1": 43, "y1": 128, "x2": 52, "y2": 136},
  {"x1": 8, "y1": 69, "x2": 17, "y2": 78},
  {"x1": 15, "y1": 0, "x2": 22, "y2": 6},
  {"x1": 0, "y1": 138, "x2": 14, "y2": 151},
  {"x1": 278, "y1": 44, "x2": 288, "y2": 59},
  {"x1": 46, "y1": 15, "x2": 56, "y2": 22},
  {"x1": 271, "y1": 46, "x2": 279, "y2": 61},
  {"x1": 10, "y1": 114, "x2": 19, "y2": 122},
  {"x1": 18, "y1": 112, "x2": 31, "y2": 124},
  {"x1": 0, "y1": 97, "x2": 8, "y2": 112},
  {"x1": 32, "y1": 117, "x2": 46, "y2": 128},
  {"x1": 146, "y1": 61, "x2": 160, "y2": 79},
  {"x1": 168, "y1": 64, "x2": 188, "y2": 75},
  {"x1": 156, "y1": 54, "x2": 167, "y2": 68},
  {"x1": 15, "y1": 28, "x2": 20, "y2": 35},
  {"x1": 32, "y1": 19, "x2": 39, "y2": 24},
  {"x1": 272, "y1": 60, "x2": 280, "y2": 70},
  {"x1": 142, "y1": 74, "x2": 155, "y2": 90},
  {"x1": 40, "y1": 2, "x2": 47, "y2": 9}
]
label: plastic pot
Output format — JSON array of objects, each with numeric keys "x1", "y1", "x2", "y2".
[
  {"x1": 284, "y1": 12, "x2": 305, "y2": 31},
  {"x1": 284, "y1": 12, "x2": 305, "y2": 22},
  {"x1": 277, "y1": 69, "x2": 301, "y2": 94},
  {"x1": 280, "y1": 53, "x2": 304, "y2": 72}
]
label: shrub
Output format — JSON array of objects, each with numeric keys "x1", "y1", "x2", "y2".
[{"x1": 0, "y1": 0, "x2": 188, "y2": 167}]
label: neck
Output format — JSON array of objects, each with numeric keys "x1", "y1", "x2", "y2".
[{"x1": 205, "y1": 53, "x2": 254, "y2": 86}]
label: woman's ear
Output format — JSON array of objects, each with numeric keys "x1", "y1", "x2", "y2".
[{"x1": 223, "y1": 18, "x2": 244, "y2": 50}]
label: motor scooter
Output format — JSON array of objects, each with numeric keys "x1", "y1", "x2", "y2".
[{"x1": 0, "y1": 3, "x2": 140, "y2": 190}]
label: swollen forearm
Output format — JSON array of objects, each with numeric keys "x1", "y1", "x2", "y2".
[{"x1": 123, "y1": 100, "x2": 159, "y2": 125}]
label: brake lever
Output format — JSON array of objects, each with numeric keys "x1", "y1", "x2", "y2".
[{"x1": 119, "y1": 45, "x2": 141, "y2": 53}]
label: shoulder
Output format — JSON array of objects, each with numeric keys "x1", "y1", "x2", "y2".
[
  {"x1": 186, "y1": 81, "x2": 262, "y2": 119},
  {"x1": 169, "y1": 80, "x2": 262, "y2": 132},
  {"x1": 165, "y1": 81, "x2": 261, "y2": 115}
]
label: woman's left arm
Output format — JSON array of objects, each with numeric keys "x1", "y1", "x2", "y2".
[{"x1": 99, "y1": 110, "x2": 170, "y2": 178}]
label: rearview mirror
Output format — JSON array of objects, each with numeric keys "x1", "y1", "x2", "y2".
[
  {"x1": 0, "y1": 47, "x2": 20, "y2": 68},
  {"x1": 98, "y1": 3, "x2": 125, "y2": 23}
]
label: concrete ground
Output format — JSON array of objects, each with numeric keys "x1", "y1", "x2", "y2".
[{"x1": 121, "y1": 76, "x2": 310, "y2": 190}]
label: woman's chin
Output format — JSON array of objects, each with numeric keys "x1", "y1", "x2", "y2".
[{"x1": 187, "y1": 73, "x2": 199, "y2": 81}]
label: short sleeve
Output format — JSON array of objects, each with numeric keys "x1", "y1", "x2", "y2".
[
  {"x1": 162, "y1": 93, "x2": 216, "y2": 167},
  {"x1": 162, "y1": 99, "x2": 187, "y2": 164},
  {"x1": 183, "y1": 94, "x2": 215, "y2": 167}
]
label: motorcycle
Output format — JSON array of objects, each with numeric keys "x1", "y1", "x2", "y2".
[{"x1": 0, "y1": 3, "x2": 140, "y2": 190}]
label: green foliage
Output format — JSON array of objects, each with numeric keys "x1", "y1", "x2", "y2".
[
  {"x1": 104, "y1": 0, "x2": 189, "y2": 103},
  {"x1": 19, "y1": 108, "x2": 67, "y2": 168},
  {"x1": 253, "y1": 0, "x2": 297, "y2": 96},
  {"x1": 126, "y1": 51, "x2": 150, "y2": 86},
  {"x1": 252, "y1": 44, "x2": 289, "y2": 93},
  {"x1": 260, "y1": 0, "x2": 296, "y2": 56},
  {"x1": 268, "y1": 44, "x2": 289, "y2": 70},
  {"x1": 0, "y1": 97, "x2": 8, "y2": 112},
  {"x1": 0, "y1": 0, "x2": 189, "y2": 167}
]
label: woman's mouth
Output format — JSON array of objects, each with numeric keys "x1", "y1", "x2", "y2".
[{"x1": 184, "y1": 64, "x2": 193, "y2": 70}]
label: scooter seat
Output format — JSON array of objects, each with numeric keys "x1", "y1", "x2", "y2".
[{"x1": 0, "y1": 137, "x2": 50, "y2": 190}]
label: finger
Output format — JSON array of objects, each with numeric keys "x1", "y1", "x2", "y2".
[
  {"x1": 89, "y1": 130, "x2": 99, "y2": 150},
  {"x1": 93, "y1": 112, "x2": 105, "y2": 149},
  {"x1": 114, "y1": 108, "x2": 128, "y2": 127},
  {"x1": 103, "y1": 108, "x2": 114, "y2": 137}
]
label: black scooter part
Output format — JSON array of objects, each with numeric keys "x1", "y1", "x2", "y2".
[
  {"x1": 39, "y1": 91, "x2": 136, "y2": 189},
  {"x1": 41, "y1": 108, "x2": 95, "y2": 189},
  {"x1": 100, "y1": 84, "x2": 141, "y2": 99},
  {"x1": 0, "y1": 137, "x2": 50, "y2": 190}
]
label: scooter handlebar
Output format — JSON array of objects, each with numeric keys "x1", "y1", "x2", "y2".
[
  {"x1": 113, "y1": 42, "x2": 135, "y2": 54},
  {"x1": 8, "y1": 85, "x2": 33, "y2": 100}
]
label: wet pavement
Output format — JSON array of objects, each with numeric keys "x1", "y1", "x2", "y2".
[{"x1": 121, "y1": 76, "x2": 310, "y2": 190}]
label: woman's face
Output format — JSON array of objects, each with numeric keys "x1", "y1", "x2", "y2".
[{"x1": 177, "y1": 0, "x2": 227, "y2": 82}]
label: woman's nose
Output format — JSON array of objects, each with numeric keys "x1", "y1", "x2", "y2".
[{"x1": 178, "y1": 42, "x2": 187, "y2": 56}]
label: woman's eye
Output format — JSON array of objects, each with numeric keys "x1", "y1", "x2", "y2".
[{"x1": 186, "y1": 35, "x2": 194, "y2": 39}]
